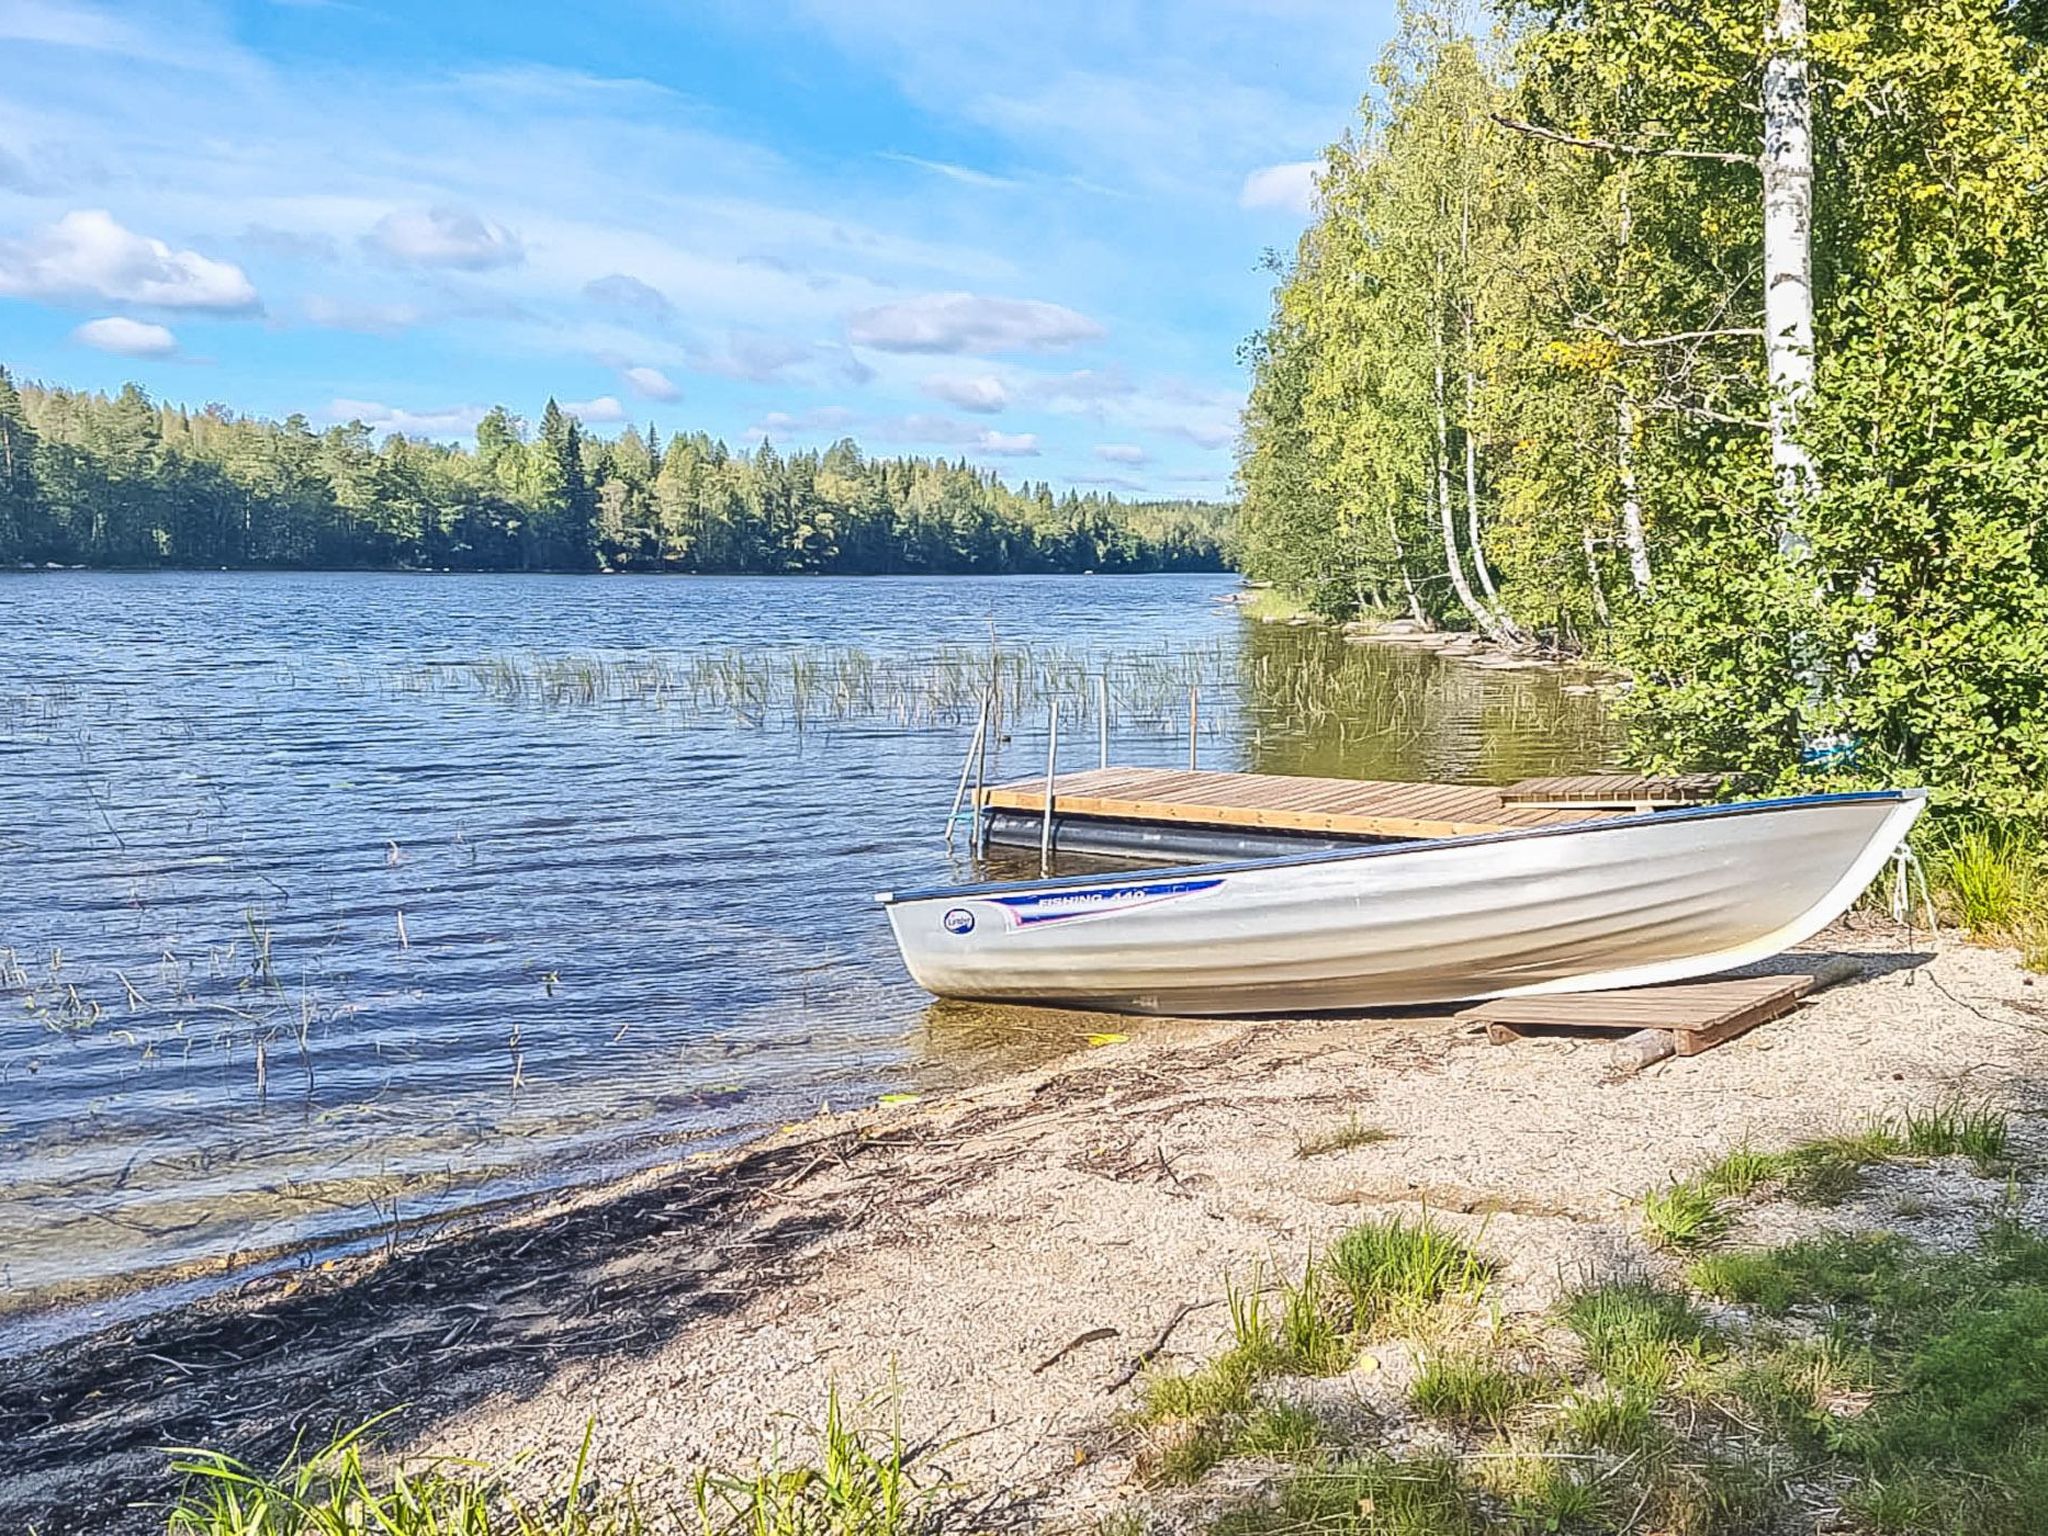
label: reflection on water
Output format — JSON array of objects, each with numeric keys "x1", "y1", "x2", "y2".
[{"x1": 0, "y1": 572, "x2": 1615, "y2": 1346}]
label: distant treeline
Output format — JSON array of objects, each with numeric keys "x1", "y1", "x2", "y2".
[{"x1": 0, "y1": 369, "x2": 1233, "y2": 575}]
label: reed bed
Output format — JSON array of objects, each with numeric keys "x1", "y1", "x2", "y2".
[{"x1": 388, "y1": 639, "x2": 1616, "y2": 768}]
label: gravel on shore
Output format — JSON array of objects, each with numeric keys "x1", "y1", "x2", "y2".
[{"x1": 5, "y1": 918, "x2": 2043, "y2": 1532}]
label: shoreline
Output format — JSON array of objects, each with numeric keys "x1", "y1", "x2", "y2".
[{"x1": 7, "y1": 918, "x2": 2044, "y2": 1532}]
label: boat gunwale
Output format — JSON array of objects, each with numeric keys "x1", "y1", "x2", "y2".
[{"x1": 876, "y1": 788, "x2": 1928, "y2": 906}]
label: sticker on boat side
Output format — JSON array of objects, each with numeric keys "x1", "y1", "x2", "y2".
[
  {"x1": 942, "y1": 908, "x2": 975, "y2": 934},
  {"x1": 987, "y1": 877, "x2": 1225, "y2": 927}
]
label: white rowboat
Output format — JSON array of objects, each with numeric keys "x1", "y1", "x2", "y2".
[{"x1": 877, "y1": 790, "x2": 1926, "y2": 1015}]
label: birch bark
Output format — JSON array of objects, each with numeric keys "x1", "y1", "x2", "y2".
[{"x1": 1762, "y1": 0, "x2": 1818, "y2": 538}]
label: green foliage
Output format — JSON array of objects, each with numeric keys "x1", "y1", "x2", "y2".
[
  {"x1": 1294, "y1": 1116, "x2": 1394, "y2": 1159},
  {"x1": 1898, "y1": 1099, "x2": 2010, "y2": 1167},
  {"x1": 1690, "y1": 1221, "x2": 2048, "y2": 1536},
  {"x1": 1324, "y1": 1213, "x2": 1492, "y2": 1328},
  {"x1": 1231, "y1": 1402, "x2": 1328, "y2": 1460},
  {"x1": 1210, "y1": 1453, "x2": 1480, "y2": 1536},
  {"x1": 1562, "y1": 1279, "x2": 1718, "y2": 1392},
  {"x1": 1557, "y1": 1386, "x2": 1660, "y2": 1455},
  {"x1": 1640, "y1": 1181, "x2": 1730, "y2": 1251},
  {"x1": 694, "y1": 1388, "x2": 932, "y2": 1536},
  {"x1": 0, "y1": 369, "x2": 1229, "y2": 577},
  {"x1": 1409, "y1": 1348, "x2": 1546, "y2": 1429},
  {"x1": 1237, "y1": 0, "x2": 2048, "y2": 808},
  {"x1": 164, "y1": 1395, "x2": 936, "y2": 1536},
  {"x1": 166, "y1": 1418, "x2": 644, "y2": 1535}
]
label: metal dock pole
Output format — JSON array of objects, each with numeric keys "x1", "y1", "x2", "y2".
[
  {"x1": 1040, "y1": 698, "x2": 1059, "y2": 875},
  {"x1": 1097, "y1": 672, "x2": 1109, "y2": 769}
]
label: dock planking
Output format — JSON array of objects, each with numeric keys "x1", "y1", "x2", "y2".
[
  {"x1": 1457, "y1": 974, "x2": 1816, "y2": 1057},
  {"x1": 1498, "y1": 772, "x2": 1726, "y2": 810},
  {"x1": 977, "y1": 766, "x2": 1622, "y2": 843}
]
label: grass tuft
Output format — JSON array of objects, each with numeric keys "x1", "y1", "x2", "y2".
[
  {"x1": 1230, "y1": 1401, "x2": 1327, "y2": 1460},
  {"x1": 1641, "y1": 1180, "x2": 1731, "y2": 1250},
  {"x1": 166, "y1": 1417, "x2": 652, "y2": 1536},
  {"x1": 1293, "y1": 1115, "x2": 1393, "y2": 1159},
  {"x1": 1558, "y1": 1386, "x2": 1662, "y2": 1455},
  {"x1": 1410, "y1": 1348, "x2": 1546, "y2": 1430},
  {"x1": 1898, "y1": 1098, "x2": 2009, "y2": 1169},
  {"x1": 1211, "y1": 1452, "x2": 1479, "y2": 1536},
  {"x1": 1324, "y1": 1213, "x2": 1491, "y2": 1329},
  {"x1": 1563, "y1": 1279, "x2": 1718, "y2": 1392}
]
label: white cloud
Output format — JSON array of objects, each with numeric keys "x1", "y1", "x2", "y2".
[
  {"x1": 1239, "y1": 160, "x2": 1320, "y2": 215},
  {"x1": 622, "y1": 365, "x2": 681, "y2": 401},
  {"x1": 303, "y1": 295, "x2": 423, "y2": 334},
  {"x1": 977, "y1": 429, "x2": 1038, "y2": 455},
  {"x1": 563, "y1": 394, "x2": 628, "y2": 424},
  {"x1": 748, "y1": 405, "x2": 857, "y2": 437},
  {"x1": 847, "y1": 291, "x2": 1103, "y2": 354},
  {"x1": 1167, "y1": 419, "x2": 1236, "y2": 450},
  {"x1": 883, "y1": 413, "x2": 1038, "y2": 455},
  {"x1": 879, "y1": 153, "x2": 1019, "y2": 189},
  {"x1": 920, "y1": 372, "x2": 1007, "y2": 413},
  {"x1": 585, "y1": 272, "x2": 674, "y2": 321},
  {"x1": 1076, "y1": 473, "x2": 1146, "y2": 492},
  {"x1": 326, "y1": 398, "x2": 487, "y2": 437},
  {"x1": 0, "y1": 210, "x2": 259, "y2": 311},
  {"x1": 71, "y1": 315, "x2": 177, "y2": 357},
  {"x1": 365, "y1": 206, "x2": 524, "y2": 270},
  {"x1": 1094, "y1": 442, "x2": 1147, "y2": 465},
  {"x1": 243, "y1": 224, "x2": 339, "y2": 262},
  {"x1": 693, "y1": 329, "x2": 818, "y2": 382}
]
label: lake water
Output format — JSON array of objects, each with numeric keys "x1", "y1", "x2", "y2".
[{"x1": 0, "y1": 572, "x2": 1615, "y2": 1347}]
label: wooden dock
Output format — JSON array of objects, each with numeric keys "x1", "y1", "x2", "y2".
[{"x1": 978, "y1": 767, "x2": 1719, "y2": 844}]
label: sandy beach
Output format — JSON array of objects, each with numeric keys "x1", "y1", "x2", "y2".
[{"x1": 6, "y1": 915, "x2": 2044, "y2": 1533}]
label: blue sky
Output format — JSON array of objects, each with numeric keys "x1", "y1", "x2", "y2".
[{"x1": 0, "y1": 0, "x2": 1394, "y2": 499}]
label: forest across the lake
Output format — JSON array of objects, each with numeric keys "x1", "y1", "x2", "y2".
[{"x1": 0, "y1": 373, "x2": 1231, "y2": 577}]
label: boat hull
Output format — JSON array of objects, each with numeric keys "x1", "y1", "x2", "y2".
[{"x1": 879, "y1": 791, "x2": 1926, "y2": 1015}]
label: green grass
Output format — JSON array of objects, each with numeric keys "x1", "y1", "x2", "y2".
[
  {"x1": 1231, "y1": 1402, "x2": 1328, "y2": 1459},
  {"x1": 1139, "y1": 1257, "x2": 1355, "y2": 1470},
  {"x1": 1654, "y1": 1109, "x2": 2011, "y2": 1224},
  {"x1": 1640, "y1": 1180, "x2": 1732, "y2": 1250},
  {"x1": 1929, "y1": 824, "x2": 2042, "y2": 932},
  {"x1": 1899, "y1": 1098, "x2": 2010, "y2": 1167},
  {"x1": 1708, "y1": 1335, "x2": 1872, "y2": 1456},
  {"x1": 1323, "y1": 1214, "x2": 1491, "y2": 1329},
  {"x1": 1562, "y1": 1278, "x2": 1719, "y2": 1392},
  {"x1": 1688, "y1": 1231, "x2": 1908, "y2": 1314},
  {"x1": 1140, "y1": 1219, "x2": 1497, "y2": 1487},
  {"x1": 1294, "y1": 1115, "x2": 1393, "y2": 1159},
  {"x1": 1689, "y1": 1221, "x2": 2048, "y2": 1535},
  {"x1": 166, "y1": 1394, "x2": 933, "y2": 1536},
  {"x1": 1695, "y1": 1141, "x2": 1780, "y2": 1199},
  {"x1": 1479, "y1": 1449, "x2": 1613, "y2": 1533},
  {"x1": 167, "y1": 1419, "x2": 644, "y2": 1535},
  {"x1": 1210, "y1": 1452, "x2": 1480, "y2": 1536},
  {"x1": 1409, "y1": 1348, "x2": 1546, "y2": 1430},
  {"x1": 1557, "y1": 1386, "x2": 1662, "y2": 1455}
]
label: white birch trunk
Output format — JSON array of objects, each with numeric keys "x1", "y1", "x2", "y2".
[
  {"x1": 1434, "y1": 348, "x2": 1501, "y2": 643},
  {"x1": 1462, "y1": 355, "x2": 1513, "y2": 618},
  {"x1": 1385, "y1": 508, "x2": 1427, "y2": 625},
  {"x1": 1581, "y1": 529, "x2": 1612, "y2": 625},
  {"x1": 1616, "y1": 391, "x2": 1652, "y2": 594},
  {"x1": 1762, "y1": 0, "x2": 1817, "y2": 543}
]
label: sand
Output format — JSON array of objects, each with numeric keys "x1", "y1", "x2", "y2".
[{"x1": 5, "y1": 918, "x2": 2044, "y2": 1532}]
